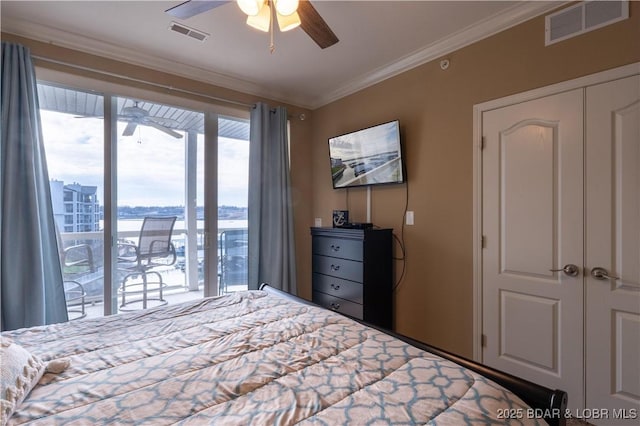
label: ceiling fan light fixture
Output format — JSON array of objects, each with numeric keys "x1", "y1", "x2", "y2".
[
  {"x1": 274, "y1": 0, "x2": 299, "y2": 16},
  {"x1": 246, "y1": 3, "x2": 271, "y2": 32},
  {"x1": 277, "y1": 10, "x2": 301, "y2": 32},
  {"x1": 237, "y1": 0, "x2": 265, "y2": 16}
]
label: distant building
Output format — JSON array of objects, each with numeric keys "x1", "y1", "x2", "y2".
[{"x1": 50, "y1": 180, "x2": 100, "y2": 232}]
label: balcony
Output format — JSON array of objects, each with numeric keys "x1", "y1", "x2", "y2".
[
  {"x1": 38, "y1": 86, "x2": 251, "y2": 321},
  {"x1": 60, "y1": 224, "x2": 248, "y2": 320}
]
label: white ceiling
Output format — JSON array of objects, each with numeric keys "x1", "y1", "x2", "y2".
[{"x1": 1, "y1": 1, "x2": 563, "y2": 109}]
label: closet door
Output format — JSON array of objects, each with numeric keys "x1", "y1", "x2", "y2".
[
  {"x1": 585, "y1": 75, "x2": 640, "y2": 423},
  {"x1": 482, "y1": 89, "x2": 584, "y2": 408}
]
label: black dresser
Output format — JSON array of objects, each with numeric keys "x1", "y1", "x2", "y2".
[{"x1": 311, "y1": 227, "x2": 393, "y2": 329}]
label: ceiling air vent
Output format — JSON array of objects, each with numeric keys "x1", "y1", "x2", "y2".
[
  {"x1": 545, "y1": 0, "x2": 628, "y2": 46},
  {"x1": 169, "y1": 21, "x2": 209, "y2": 42}
]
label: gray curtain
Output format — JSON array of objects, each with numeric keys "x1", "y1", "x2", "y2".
[
  {"x1": 247, "y1": 103, "x2": 297, "y2": 294},
  {"x1": 1, "y1": 42, "x2": 68, "y2": 330}
]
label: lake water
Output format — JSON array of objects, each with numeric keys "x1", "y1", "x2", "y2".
[{"x1": 105, "y1": 219, "x2": 248, "y2": 232}]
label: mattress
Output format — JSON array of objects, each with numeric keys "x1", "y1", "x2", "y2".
[{"x1": 3, "y1": 290, "x2": 543, "y2": 425}]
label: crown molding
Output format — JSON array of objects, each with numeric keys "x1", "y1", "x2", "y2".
[
  {"x1": 1, "y1": 18, "x2": 311, "y2": 108},
  {"x1": 3, "y1": 2, "x2": 566, "y2": 110},
  {"x1": 310, "y1": 1, "x2": 566, "y2": 109}
]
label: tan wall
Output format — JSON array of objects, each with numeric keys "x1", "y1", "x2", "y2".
[{"x1": 308, "y1": 5, "x2": 640, "y2": 357}]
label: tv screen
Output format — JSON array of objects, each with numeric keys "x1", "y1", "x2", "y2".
[{"x1": 328, "y1": 120, "x2": 405, "y2": 189}]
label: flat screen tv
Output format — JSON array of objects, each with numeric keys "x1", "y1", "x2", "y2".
[{"x1": 328, "y1": 120, "x2": 405, "y2": 189}]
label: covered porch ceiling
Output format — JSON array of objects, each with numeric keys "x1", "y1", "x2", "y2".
[{"x1": 37, "y1": 83, "x2": 249, "y2": 140}]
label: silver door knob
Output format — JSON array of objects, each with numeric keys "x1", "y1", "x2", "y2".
[
  {"x1": 549, "y1": 264, "x2": 580, "y2": 277},
  {"x1": 591, "y1": 267, "x2": 620, "y2": 281}
]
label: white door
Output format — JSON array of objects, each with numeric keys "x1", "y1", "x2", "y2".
[
  {"x1": 482, "y1": 89, "x2": 585, "y2": 408},
  {"x1": 585, "y1": 75, "x2": 640, "y2": 424}
]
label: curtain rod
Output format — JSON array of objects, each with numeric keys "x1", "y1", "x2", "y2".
[{"x1": 32, "y1": 55, "x2": 254, "y2": 109}]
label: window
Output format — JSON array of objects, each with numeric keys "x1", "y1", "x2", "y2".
[
  {"x1": 217, "y1": 117, "x2": 250, "y2": 293},
  {"x1": 116, "y1": 96, "x2": 204, "y2": 300},
  {"x1": 39, "y1": 80, "x2": 250, "y2": 318}
]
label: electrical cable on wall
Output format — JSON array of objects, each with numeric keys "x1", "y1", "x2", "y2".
[
  {"x1": 393, "y1": 181, "x2": 409, "y2": 291},
  {"x1": 345, "y1": 187, "x2": 350, "y2": 213}
]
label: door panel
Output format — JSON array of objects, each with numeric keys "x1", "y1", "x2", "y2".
[
  {"x1": 500, "y1": 291, "x2": 559, "y2": 372},
  {"x1": 585, "y1": 75, "x2": 640, "y2": 423},
  {"x1": 500, "y1": 120, "x2": 557, "y2": 277},
  {"x1": 482, "y1": 89, "x2": 584, "y2": 408}
]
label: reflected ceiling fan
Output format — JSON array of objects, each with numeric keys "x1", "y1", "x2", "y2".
[
  {"x1": 165, "y1": 0, "x2": 339, "y2": 49},
  {"x1": 120, "y1": 102, "x2": 183, "y2": 139}
]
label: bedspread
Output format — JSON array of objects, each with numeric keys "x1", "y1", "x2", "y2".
[{"x1": 3, "y1": 291, "x2": 542, "y2": 425}]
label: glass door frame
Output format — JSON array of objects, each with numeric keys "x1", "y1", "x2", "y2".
[
  {"x1": 37, "y1": 67, "x2": 250, "y2": 314},
  {"x1": 203, "y1": 112, "x2": 219, "y2": 298}
]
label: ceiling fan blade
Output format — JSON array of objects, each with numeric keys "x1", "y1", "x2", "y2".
[
  {"x1": 122, "y1": 122, "x2": 137, "y2": 136},
  {"x1": 147, "y1": 116, "x2": 181, "y2": 127},
  {"x1": 145, "y1": 121, "x2": 184, "y2": 139},
  {"x1": 165, "y1": 0, "x2": 228, "y2": 19},
  {"x1": 298, "y1": 0, "x2": 339, "y2": 49}
]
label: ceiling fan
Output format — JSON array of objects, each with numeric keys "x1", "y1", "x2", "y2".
[
  {"x1": 120, "y1": 102, "x2": 183, "y2": 139},
  {"x1": 165, "y1": 0, "x2": 339, "y2": 49}
]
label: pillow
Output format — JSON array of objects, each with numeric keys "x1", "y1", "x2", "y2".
[{"x1": 0, "y1": 337, "x2": 47, "y2": 426}]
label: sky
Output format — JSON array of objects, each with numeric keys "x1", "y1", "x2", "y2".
[{"x1": 40, "y1": 110, "x2": 249, "y2": 207}]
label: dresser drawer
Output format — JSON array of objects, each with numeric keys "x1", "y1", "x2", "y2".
[
  {"x1": 312, "y1": 273, "x2": 363, "y2": 304},
  {"x1": 312, "y1": 255, "x2": 363, "y2": 282},
  {"x1": 312, "y1": 236, "x2": 363, "y2": 261},
  {"x1": 313, "y1": 291, "x2": 363, "y2": 319}
]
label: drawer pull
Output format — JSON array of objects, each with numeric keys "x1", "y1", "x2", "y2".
[
  {"x1": 330, "y1": 283, "x2": 341, "y2": 291},
  {"x1": 330, "y1": 264, "x2": 341, "y2": 272},
  {"x1": 330, "y1": 244, "x2": 341, "y2": 252},
  {"x1": 330, "y1": 302, "x2": 341, "y2": 310}
]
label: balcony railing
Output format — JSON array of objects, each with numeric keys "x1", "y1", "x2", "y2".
[{"x1": 60, "y1": 225, "x2": 248, "y2": 310}]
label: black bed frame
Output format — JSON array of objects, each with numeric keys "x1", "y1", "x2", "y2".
[{"x1": 260, "y1": 283, "x2": 568, "y2": 426}]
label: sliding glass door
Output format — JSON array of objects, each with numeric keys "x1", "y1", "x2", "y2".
[
  {"x1": 217, "y1": 116, "x2": 250, "y2": 293},
  {"x1": 38, "y1": 81, "x2": 250, "y2": 318},
  {"x1": 115, "y1": 97, "x2": 205, "y2": 312},
  {"x1": 39, "y1": 84, "x2": 105, "y2": 318}
]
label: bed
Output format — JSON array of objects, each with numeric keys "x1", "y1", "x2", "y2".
[{"x1": 1, "y1": 285, "x2": 567, "y2": 425}]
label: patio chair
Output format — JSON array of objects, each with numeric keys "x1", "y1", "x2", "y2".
[
  {"x1": 61, "y1": 243, "x2": 94, "y2": 320},
  {"x1": 56, "y1": 222, "x2": 94, "y2": 320},
  {"x1": 117, "y1": 216, "x2": 177, "y2": 310}
]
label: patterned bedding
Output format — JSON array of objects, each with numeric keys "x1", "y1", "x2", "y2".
[{"x1": 3, "y1": 291, "x2": 543, "y2": 425}]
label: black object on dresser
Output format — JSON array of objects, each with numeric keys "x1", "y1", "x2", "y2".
[{"x1": 311, "y1": 227, "x2": 393, "y2": 329}]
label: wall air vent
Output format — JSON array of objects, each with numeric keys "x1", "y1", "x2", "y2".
[
  {"x1": 169, "y1": 21, "x2": 209, "y2": 42},
  {"x1": 545, "y1": 0, "x2": 628, "y2": 46}
]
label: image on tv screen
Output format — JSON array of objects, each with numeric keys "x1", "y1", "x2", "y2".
[{"x1": 329, "y1": 120, "x2": 404, "y2": 189}]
